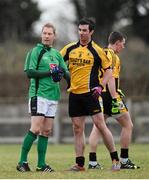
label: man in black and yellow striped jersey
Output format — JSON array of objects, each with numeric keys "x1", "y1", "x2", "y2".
[
  {"x1": 88, "y1": 31, "x2": 140, "y2": 169},
  {"x1": 60, "y1": 18, "x2": 120, "y2": 171}
]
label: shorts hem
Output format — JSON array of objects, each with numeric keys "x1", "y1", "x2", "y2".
[
  {"x1": 45, "y1": 116, "x2": 55, "y2": 119},
  {"x1": 31, "y1": 113, "x2": 45, "y2": 116}
]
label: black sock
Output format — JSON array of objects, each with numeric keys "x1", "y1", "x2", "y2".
[
  {"x1": 120, "y1": 148, "x2": 128, "y2": 158},
  {"x1": 89, "y1": 152, "x2": 97, "y2": 161},
  {"x1": 110, "y1": 151, "x2": 119, "y2": 161},
  {"x1": 76, "y1": 156, "x2": 85, "y2": 167}
]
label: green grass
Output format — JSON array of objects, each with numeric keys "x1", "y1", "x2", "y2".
[{"x1": 0, "y1": 143, "x2": 148, "y2": 179}]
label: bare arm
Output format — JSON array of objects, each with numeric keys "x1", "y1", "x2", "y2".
[
  {"x1": 101, "y1": 68, "x2": 112, "y2": 87},
  {"x1": 107, "y1": 75, "x2": 117, "y2": 98},
  {"x1": 103, "y1": 69, "x2": 120, "y2": 115},
  {"x1": 101, "y1": 68, "x2": 117, "y2": 98}
]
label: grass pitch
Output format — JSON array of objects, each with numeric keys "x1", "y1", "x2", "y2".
[{"x1": 0, "y1": 143, "x2": 148, "y2": 179}]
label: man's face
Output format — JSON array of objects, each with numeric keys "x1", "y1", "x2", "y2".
[
  {"x1": 41, "y1": 27, "x2": 55, "y2": 46},
  {"x1": 115, "y1": 38, "x2": 125, "y2": 53},
  {"x1": 78, "y1": 24, "x2": 93, "y2": 42}
]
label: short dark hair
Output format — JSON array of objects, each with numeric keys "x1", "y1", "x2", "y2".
[
  {"x1": 108, "y1": 31, "x2": 125, "y2": 44},
  {"x1": 78, "y1": 17, "x2": 96, "y2": 31}
]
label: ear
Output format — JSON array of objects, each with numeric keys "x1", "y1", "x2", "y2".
[
  {"x1": 115, "y1": 40, "x2": 120, "y2": 45},
  {"x1": 90, "y1": 30, "x2": 94, "y2": 36}
]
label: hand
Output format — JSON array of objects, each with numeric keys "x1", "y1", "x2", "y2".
[
  {"x1": 92, "y1": 86, "x2": 103, "y2": 100},
  {"x1": 117, "y1": 89, "x2": 125, "y2": 98},
  {"x1": 111, "y1": 98, "x2": 119, "y2": 115},
  {"x1": 51, "y1": 66, "x2": 64, "y2": 82}
]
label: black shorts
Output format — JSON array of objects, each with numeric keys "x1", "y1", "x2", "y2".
[
  {"x1": 69, "y1": 92, "x2": 102, "y2": 117},
  {"x1": 101, "y1": 91, "x2": 128, "y2": 116},
  {"x1": 101, "y1": 92, "x2": 112, "y2": 116}
]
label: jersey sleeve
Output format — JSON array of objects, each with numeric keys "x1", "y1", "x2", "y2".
[
  {"x1": 106, "y1": 49, "x2": 120, "y2": 78},
  {"x1": 95, "y1": 44, "x2": 112, "y2": 70},
  {"x1": 100, "y1": 49, "x2": 112, "y2": 70},
  {"x1": 60, "y1": 42, "x2": 76, "y2": 61},
  {"x1": 112, "y1": 56, "x2": 120, "y2": 78},
  {"x1": 60, "y1": 46, "x2": 67, "y2": 61},
  {"x1": 24, "y1": 48, "x2": 39, "y2": 71},
  {"x1": 57, "y1": 52, "x2": 68, "y2": 72}
]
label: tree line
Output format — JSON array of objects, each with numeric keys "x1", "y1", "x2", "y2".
[
  {"x1": 0, "y1": 0, "x2": 149, "y2": 44},
  {"x1": 72, "y1": 0, "x2": 149, "y2": 44}
]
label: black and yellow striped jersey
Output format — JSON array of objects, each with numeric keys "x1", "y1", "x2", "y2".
[
  {"x1": 103, "y1": 48, "x2": 121, "y2": 91},
  {"x1": 60, "y1": 41, "x2": 112, "y2": 94}
]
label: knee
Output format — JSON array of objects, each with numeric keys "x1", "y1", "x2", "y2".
[
  {"x1": 72, "y1": 123, "x2": 83, "y2": 135},
  {"x1": 30, "y1": 127, "x2": 40, "y2": 135},
  {"x1": 126, "y1": 120, "x2": 134, "y2": 131},
  {"x1": 122, "y1": 122, "x2": 133, "y2": 134},
  {"x1": 41, "y1": 128, "x2": 53, "y2": 137},
  {"x1": 94, "y1": 121, "x2": 104, "y2": 131}
]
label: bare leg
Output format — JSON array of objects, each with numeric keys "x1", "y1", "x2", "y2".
[
  {"x1": 72, "y1": 116, "x2": 86, "y2": 157},
  {"x1": 88, "y1": 124, "x2": 100, "y2": 152},
  {"x1": 116, "y1": 112, "x2": 133, "y2": 148},
  {"x1": 89, "y1": 115, "x2": 109, "y2": 152},
  {"x1": 30, "y1": 116, "x2": 45, "y2": 134},
  {"x1": 92, "y1": 112, "x2": 116, "y2": 152}
]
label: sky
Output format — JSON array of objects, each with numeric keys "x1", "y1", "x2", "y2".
[{"x1": 33, "y1": 0, "x2": 77, "y2": 43}]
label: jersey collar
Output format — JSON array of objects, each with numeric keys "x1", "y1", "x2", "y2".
[
  {"x1": 78, "y1": 40, "x2": 92, "y2": 47},
  {"x1": 37, "y1": 43, "x2": 51, "y2": 51}
]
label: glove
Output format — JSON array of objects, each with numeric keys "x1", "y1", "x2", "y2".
[
  {"x1": 51, "y1": 66, "x2": 64, "y2": 82},
  {"x1": 92, "y1": 85, "x2": 103, "y2": 100},
  {"x1": 111, "y1": 98, "x2": 119, "y2": 115},
  {"x1": 117, "y1": 89, "x2": 125, "y2": 98}
]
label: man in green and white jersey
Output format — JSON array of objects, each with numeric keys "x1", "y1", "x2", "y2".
[{"x1": 16, "y1": 23, "x2": 69, "y2": 172}]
